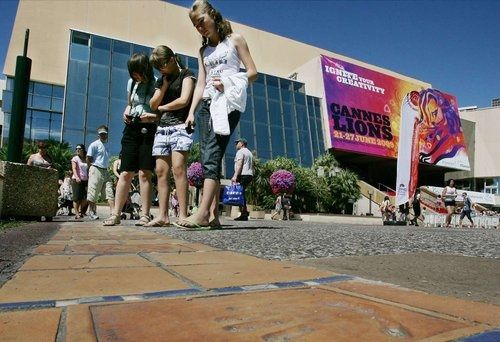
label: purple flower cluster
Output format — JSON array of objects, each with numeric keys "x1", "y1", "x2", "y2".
[
  {"x1": 187, "y1": 162, "x2": 205, "y2": 188},
  {"x1": 270, "y1": 169, "x2": 296, "y2": 194}
]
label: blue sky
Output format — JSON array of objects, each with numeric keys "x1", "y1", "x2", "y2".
[{"x1": 1, "y1": 0, "x2": 499, "y2": 108}]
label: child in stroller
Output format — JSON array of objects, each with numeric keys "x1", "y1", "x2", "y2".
[
  {"x1": 57, "y1": 171, "x2": 74, "y2": 216},
  {"x1": 120, "y1": 178, "x2": 141, "y2": 220}
]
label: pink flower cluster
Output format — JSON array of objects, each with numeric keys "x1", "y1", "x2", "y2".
[
  {"x1": 270, "y1": 169, "x2": 296, "y2": 194},
  {"x1": 187, "y1": 162, "x2": 204, "y2": 188}
]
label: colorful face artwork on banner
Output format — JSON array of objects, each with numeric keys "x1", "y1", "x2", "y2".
[{"x1": 320, "y1": 55, "x2": 470, "y2": 171}]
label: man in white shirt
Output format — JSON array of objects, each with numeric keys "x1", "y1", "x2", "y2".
[
  {"x1": 231, "y1": 138, "x2": 253, "y2": 221},
  {"x1": 86, "y1": 125, "x2": 115, "y2": 220}
]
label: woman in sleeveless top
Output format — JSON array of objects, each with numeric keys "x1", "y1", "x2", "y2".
[
  {"x1": 27, "y1": 141, "x2": 52, "y2": 168},
  {"x1": 144, "y1": 45, "x2": 196, "y2": 227},
  {"x1": 175, "y1": 0, "x2": 257, "y2": 229},
  {"x1": 442, "y1": 179, "x2": 457, "y2": 228}
]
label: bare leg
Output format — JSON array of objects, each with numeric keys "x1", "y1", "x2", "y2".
[
  {"x1": 148, "y1": 157, "x2": 171, "y2": 225},
  {"x1": 171, "y1": 151, "x2": 189, "y2": 220},
  {"x1": 111, "y1": 171, "x2": 135, "y2": 216},
  {"x1": 178, "y1": 178, "x2": 218, "y2": 227},
  {"x1": 138, "y1": 170, "x2": 152, "y2": 216}
]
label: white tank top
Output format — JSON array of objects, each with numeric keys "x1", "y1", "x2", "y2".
[{"x1": 202, "y1": 36, "x2": 240, "y2": 98}]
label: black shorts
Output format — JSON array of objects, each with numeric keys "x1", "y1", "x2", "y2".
[
  {"x1": 71, "y1": 180, "x2": 88, "y2": 201},
  {"x1": 444, "y1": 200, "x2": 456, "y2": 207},
  {"x1": 237, "y1": 175, "x2": 253, "y2": 189},
  {"x1": 120, "y1": 123, "x2": 156, "y2": 172}
]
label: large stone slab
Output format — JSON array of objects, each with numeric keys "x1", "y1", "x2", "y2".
[
  {"x1": 0, "y1": 308, "x2": 62, "y2": 341},
  {"x1": 0, "y1": 267, "x2": 190, "y2": 302},
  {"x1": 325, "y1": 280, "x2": 500, "y2": 325},
  {"x1": 149, "y1": 251, "x2": 334, "y2": 288},
  {"x1": 90, "y1": 288, "x2": 471, "y2": 341},
  {"x1": 0, "y1": 161, "x2": 58, "y2": 218}
]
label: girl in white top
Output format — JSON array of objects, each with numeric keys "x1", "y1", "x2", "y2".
[
  {"x1": 177, "y1": 0, "x2": 257, "y2": 229},
  {"x1": 442, "y1": 179, "x2": 457, "y2": 228}
]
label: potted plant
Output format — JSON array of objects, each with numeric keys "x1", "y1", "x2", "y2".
[{"x1": 249, "y1": 205, "x2": 265, "y2": 219}]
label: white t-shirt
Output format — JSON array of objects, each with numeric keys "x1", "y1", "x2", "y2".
[{"x1": 234, "y1": 147, "x2": 253, "y2": 176}]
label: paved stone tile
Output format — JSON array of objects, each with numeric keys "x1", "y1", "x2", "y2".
[
  {"x1": 90, "y1": 288, "x2": 469, "y2": 341},
  {"x1": 324, "y1": 280, "x2": 500, "y2": 326},
  {"x1": 148, "y1": 251, "x2": 333, "y2": 288},
  {"x1": 47, "y1": 239, "x2": 121, "y2": 245},
  {"x1": 65, "y1": 305, "x2": 97, "y2": 342},
  {"x1": 0, "y1": 267, "x2": 190, "y2": 302},
  {"x1": 149, "y1": 250, "x2": 278, "y2": 266},
  {"x1": 20, "y1": 255, "x2": 154, "y2": 270},
  {"x1": 34, "y1": 244, "x2": 66, "y2": 254},
  {"x1": 0, "y1": 308, "x2": 62, "y2": 341},
  {"x1": 67, "y1": 244, "x2": 195, "y2": 254},
  {"x1": 175, "y1": 242, "x2": 220, "y2": 251},
  {"x1": 119, "y1": 239, "x2": 184, "y2": 245}
]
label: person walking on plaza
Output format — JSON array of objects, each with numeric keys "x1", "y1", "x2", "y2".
[
  {"x1": 104, "y1": 53, "x2": 157, "y2": 226},
  {"x1": 459, "y1": 192, "x2": 475, "y2": 228},
  {"x1": 231, "y1": 138, "x2": 253, "y2": 221},
  {"x1": 175, "y1": 0, "x2": 257, "y2": 229},
  {"x1": 87, "y1": 125, "x2": 114, "y2": 220},
  {"x1": 271, "y1": 194, "x2": 282, "y2": 220},
  {"x1": 143, "y1": 45, "x2": 196, "y2": 227},
  {"x1": 442, "y1": 179, "x2": 457, "y2": 228},
  {"x1": 410, "y1": 189, "x2": 421, "y2": 226},
  {"x1": 282, "y1": 194, "x2": 292, "y2": 220},
  {"x1": 71, "y1": 144, "x2": 88, "y2": 219}
]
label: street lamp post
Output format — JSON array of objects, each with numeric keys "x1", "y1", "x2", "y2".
[{"x1": 368, "y1": 190, "x2": 374, "y2": 216}]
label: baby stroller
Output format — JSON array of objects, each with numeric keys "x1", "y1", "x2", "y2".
[
  {"x1": 57, "y1": 178, "x2": 73, "y2": 216},
  {"x1": 121, "y1": 181, "x2": 141, "y2": 220}
]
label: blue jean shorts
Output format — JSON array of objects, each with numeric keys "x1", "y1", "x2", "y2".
[{"x1": 152, "y1": 124, "x2": 193, "y2": 156}]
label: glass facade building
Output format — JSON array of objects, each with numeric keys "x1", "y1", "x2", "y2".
[
  {"x1": 3, "y1": 30, "x2": 324, "y2": 177},
  {"x1": 2, "y1": 78, "x2": 64, "y2": 143}
]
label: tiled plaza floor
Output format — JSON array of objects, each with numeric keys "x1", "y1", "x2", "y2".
[{"x1": 0, "y1": 220, "x2": 499, "y2": 341}]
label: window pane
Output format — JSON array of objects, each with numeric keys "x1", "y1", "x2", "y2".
[
  {"x1": 110, "y1": 69, "x2": 130, "y2": 99},
  {"x1": 53, "y1": 86, "x2": 64, "y2": 99},
  {"x1": 133, "y1": 44, "x2": 151, "y2": 55},
  {"x1": 50, "y1": 114, "x2": 62, "y2": 141},
  {"x1": 89, "y1": 64, "x2": 110, "y2": 97},
  {"x1": 31, "y1": 110, "x2": 51, "y2": 141},
  {"x1": 91, "y1": 36, "x2": 111, "y2": 66},
  {"x1": 67, "y1": 60, "x2": 88, "y2": 95},
  {"x1": 70, "y1": 43, "x2": 90, "y2": 62},
  {"x1": 253, "y1": 97, "x2": 268, "y2": 124},
  {"x1": 268, "y1": 100, "x2": 281, "y2": 126},
  {"x1": 284, "y1": 128, "x2": 298, "y2": 159},
  {"x1": 2, "y1": 90, "x2": 13, "y2": 112},
  {"x1": 86, "y1": 96, "x2": 109, "y2": 132},
  {"x1": 282, "y1": 103, "x2": 296, "y2": 129},
  {"x1": 270, "y1": 126, "x2": 284, "y2": 157},
  {"x1": 32, "y1": 95, "x2": 51, "y2": 111},
  {"x1": 34, "y1": 83, "x2": 52, "y2": 96},
  {"x1": 64, "y1": 128, "x2": 84, "y2": 149},
  {"x1": 51, "y1": 97, "x2": 63, "y2": 112},
  {"x1": 63, "y1": 93, "x2": 86, "y2": 129},
  {"x1": 239, "y1": 120, "x2": 254, "y2": 140}
]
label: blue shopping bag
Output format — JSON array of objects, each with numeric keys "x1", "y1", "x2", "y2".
[{"x1": 222, "y1": 184, "x2": 245, "y2": 206}]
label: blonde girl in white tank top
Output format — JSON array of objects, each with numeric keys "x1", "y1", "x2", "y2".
[{"x1": 175, "y1": 0, "x2": 257, "y2": 229}]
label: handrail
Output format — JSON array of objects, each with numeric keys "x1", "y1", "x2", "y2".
[{"x1": 378, "y1": 182, "x2": 396, "y2": 193}]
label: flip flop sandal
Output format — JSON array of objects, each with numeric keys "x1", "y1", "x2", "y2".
[
  {"x1": 144, "y1": 220, "x2": 171, "y2": 227},
  {"x1": 135, "y1": 215, "x2": 152, "y2": 226},
  {"x1": 173, "y1": 220, "x2": 210, "y2": 231},
  {"x1": 103, "y1": 214, "x2": 121, "y2": 226}
]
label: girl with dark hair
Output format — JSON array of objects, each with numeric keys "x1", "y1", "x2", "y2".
[
  {"x1": 71, "y1": 144, "x2": 88, "y2": 219},
  {"x1": 442, "y1": 179, "x2": 457, "y2": 228},
  {"x1": 175, "y1": 0, "x2": 257, "y2": 229},
  {"x1": 104, "y1": 53, "x2": 157, "y2": 226},
  {"x1": 144, "y1": 45, "x2": 196, "y2": 227}
]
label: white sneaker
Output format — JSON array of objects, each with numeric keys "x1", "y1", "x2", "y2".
[{"x1": 88, "y1": 213, "x2": 99, "y2": 220}]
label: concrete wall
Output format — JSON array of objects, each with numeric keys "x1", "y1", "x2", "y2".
[
  {"x1": 457, "y1": 107, "x2": 500, "y2": 179},
  {"x1": 5, "y1": 0, "x2": 428, "y2": 93}
]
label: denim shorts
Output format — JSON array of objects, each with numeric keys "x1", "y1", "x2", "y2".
[
  {"x1": 152, "y1": 124, "x2": 193, "y2": 156},
  {"x1": 198, "y1": 100, "x2": 240, "y2": 180}
]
